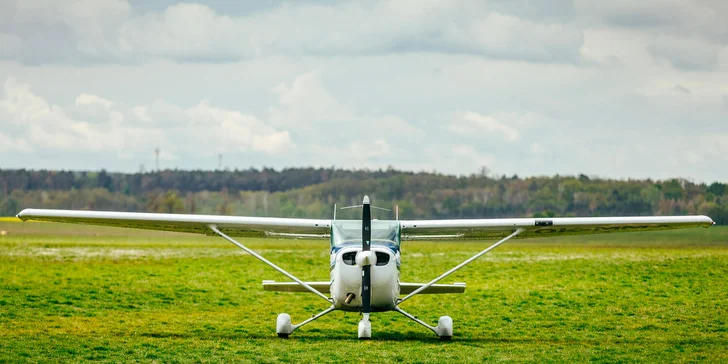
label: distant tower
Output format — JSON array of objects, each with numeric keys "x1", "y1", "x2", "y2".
[
  {"x1": 155, "y1": 148, "x2": 160, "y2": 171},
  {"x1": 218, "y1": 153, "x2": 222, "y2": 170}
]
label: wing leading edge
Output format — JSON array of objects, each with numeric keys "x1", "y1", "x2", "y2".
[
  {"x1": 16, "y1": 209, "x2": 715, "y2": 240},
  {"x1": 400, "y1": 215, "x2": 714, "y2": 240},
  {"x1": 17, "y1": 209, "x2": 331, "y2": 238}
]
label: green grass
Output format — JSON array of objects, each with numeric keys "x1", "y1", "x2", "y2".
[{"x1": 0, "y1": 221, "x2": 726, "y2": 363}]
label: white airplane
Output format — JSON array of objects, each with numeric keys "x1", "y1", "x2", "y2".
[{"x1": 17, "y1": 196, "x2": 714, "y2": 340}]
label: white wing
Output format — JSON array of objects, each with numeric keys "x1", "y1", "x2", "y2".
[
  {"x1": 17, "y1": 209, "x2": 715, "y2": 240},
  {"x1": 17, "y1": 209, "x2": 331, "y2": 238},
  {"x1": 400, "y1": 215, "x2": 714, "y2": 240}
]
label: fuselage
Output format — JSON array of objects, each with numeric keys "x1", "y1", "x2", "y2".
[
  {"x1": 328, "y1": 220, "x2": 401, "y2": 312},
  {"x1": 330, "y1": 245, "x2": 400, "y2": 311}
]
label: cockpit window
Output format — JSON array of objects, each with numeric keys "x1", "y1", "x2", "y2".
[{"x1": 331, "y1": 220, "x2": 400, "y2": 251}]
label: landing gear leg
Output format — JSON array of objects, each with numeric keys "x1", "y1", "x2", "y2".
[
  {"x1": 275, "y1": 306, "x2": 336, "y2": 338},
  {"x1": 394, "y1": 306, "x2": 453, "y2": 340}
]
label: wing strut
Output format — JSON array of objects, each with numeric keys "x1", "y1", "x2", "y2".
[
  {"x1": 209, "y1": 224, "x2": 332, "y2": 304},
  {"x1": 398, "y1": 228, "x2": 525, "y2": 304}
]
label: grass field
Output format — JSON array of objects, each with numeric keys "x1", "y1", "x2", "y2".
[{"x1": 0, "y1": 219, "x2": 726, "y2": 363}]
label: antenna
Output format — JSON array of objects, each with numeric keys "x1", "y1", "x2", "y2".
[
  {"x1": 155, "y1": 148, "x2": 160, "y2": 171},
  {"x1": 333, "y1": 203, "x2": 337, "y2": 220},
  {"x1": 395, "y1": 205, "x2": 399, "y2": 220}
]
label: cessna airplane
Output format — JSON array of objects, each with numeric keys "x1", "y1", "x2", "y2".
[{"x1": 17, "y1": 197, "x2": 714, "y2": 340}]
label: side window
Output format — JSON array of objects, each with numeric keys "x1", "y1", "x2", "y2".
[
  {"x1": 342, "y1": 252, "x2": 356, "y2": 266},
  {"x1": 375, "y1": 252, "x2": 390, "y2": 266}
]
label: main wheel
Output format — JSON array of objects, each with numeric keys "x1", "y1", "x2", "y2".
[
  {"x1": 435, "y1": 316, "x2": 453, "y2": 340},
  {"x1": 276, "y1": 313, "x2": 294, "y2": 338}
]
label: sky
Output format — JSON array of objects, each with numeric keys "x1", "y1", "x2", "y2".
[{"x1": 0, "y1": 0, "x2": 727, "y2": 183}]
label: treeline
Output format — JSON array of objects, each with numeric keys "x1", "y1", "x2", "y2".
[
  {"x1": 0, "y1": 168, "x2": 410, "y2": 195},
  {"x1": 1, "y1": 168, "x2": 727, "y2": 224}
]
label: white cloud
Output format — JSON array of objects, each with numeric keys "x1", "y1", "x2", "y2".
[
  {"x1": 186, "y1": 100, "x2": 293, "y2": 154},
  {"x1": 118, "y1": 3, "x2": 243, "y2": 61},
  {"x1": 646, "y1": 35, "x2": 722, "y2": 71},
  {"x1": 449, "y1": 112, "x2": 520, "y2": 142},
  {"x1": 450, "y1": 145, "x2": 496, "y2": 170},
  {"x1": 269, "y1": 71, "x2": 354, "y2": 129},
  {"x1": 0, "y1": 132, "x2": 32, "y2": 152},
  {"x1": 575, "y1": 0, "x2": 727, "y2": 43},
  {"x1": 1, "y1": 2, "x2": 727, "y2": 181},
  {"x1": 0, "y1": 78, "x2": 293, "y2": 159},
  {"x1": 0, "y1": 79, "x2": 166, "y2": 154},
  {"x1": 531, "y1": 142, "x2": 551, "y2": 155},
  {"x1": 75, "y1": 93, "x2": 113, "y2": 109},
  {"x1": 267, "y1": 71, "x2": 423, "y2": 150},
  {"x1": 10, "y1": 0, "x2": 130, "y2": 26},
  {"x1": 132, "y1": 106, "x2": 151, "y2": 122},
  {"x1": 349, "y1": 138, "x2": 391, "y2": 159},
  {"x1": 251, "y1": 131, "x2": 293, "y2": 154},
  {"x1": 1, "y1": 0, "x2": 131, "y2": 64},
  {"x1": 1, "y1": 0, "x2": 586, "y2": 65}
]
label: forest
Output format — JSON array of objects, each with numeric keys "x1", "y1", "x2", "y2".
[{"x1": 1, "y1": 168, "x2": 726, "y2": 224}]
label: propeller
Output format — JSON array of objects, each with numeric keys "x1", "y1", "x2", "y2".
[{"x1": 361, "y1": 195, "x2": 372, "y2": 316}]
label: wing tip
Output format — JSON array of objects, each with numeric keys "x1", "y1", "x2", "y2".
[
  {"x1": 16, "y1": 208, "x2": 30, "y2": 221},
  {"x1": 699, "y1": 215, "x2": 716, "y2": 227}
]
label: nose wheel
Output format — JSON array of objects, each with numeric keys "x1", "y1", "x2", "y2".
[{"x1": 358, "y1": 314, "x2": 372, "y2": 339}]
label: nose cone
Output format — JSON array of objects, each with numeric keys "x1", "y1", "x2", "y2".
[
  {"x1": 363, "y1": 195, "x2": 370, "y2": 204},
  {"x1": 356, "y1": 250, "x2": 377, "y2": 267}
]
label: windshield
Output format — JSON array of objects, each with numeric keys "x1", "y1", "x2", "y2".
[{"x1": 331, "y1": 220, "x2": 400, "y2": 252}]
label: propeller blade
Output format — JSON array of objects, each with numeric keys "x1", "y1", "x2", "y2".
[{"x1": 362, "y1": 195, "x2": 371, "y2": 315}]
